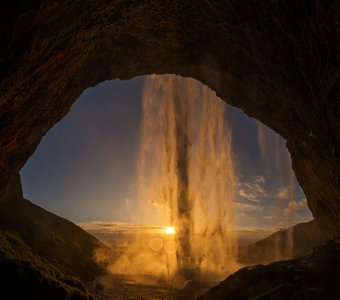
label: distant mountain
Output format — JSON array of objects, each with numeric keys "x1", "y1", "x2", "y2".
[
  {"x1": 238, "y1": 220, "x2": 327, "y2": 265},
  {"x1": 0, "y1": 184, "x2": 108, "y2": 299}
]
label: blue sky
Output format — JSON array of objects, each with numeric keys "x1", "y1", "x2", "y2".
[{"x1": 20, "y1": 76, "x2": 312, "y2": 230}]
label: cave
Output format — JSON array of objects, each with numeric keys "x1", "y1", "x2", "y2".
[{"x1": 0, "y1": 1, "x2": 339, "y2": 299}]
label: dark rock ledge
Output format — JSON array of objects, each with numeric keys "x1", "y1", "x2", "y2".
[{"x1": 199, "y1": 239, "x2": 340, "y2": 300}]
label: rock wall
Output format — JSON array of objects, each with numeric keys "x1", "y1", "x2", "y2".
[{"x1": 0, "y1": 1, "x2": 339, "y2": 236}]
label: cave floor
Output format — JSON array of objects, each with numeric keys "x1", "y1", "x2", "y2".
[
  {"x1": 89, "y1": 275, "x2": 178, "y2": 300},
  {"x1": 88, "y1": 273, "x2": 214, "y2": 300}
]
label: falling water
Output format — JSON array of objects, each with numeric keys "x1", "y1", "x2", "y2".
[
  {"x1": 256, "y1": 121, "x2": 295, "y2": 259},
  {"x1": 138, "y1": 75, "x2": 238, "y2": 285}
]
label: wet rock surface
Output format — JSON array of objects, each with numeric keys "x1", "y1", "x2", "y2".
[
  {"x1": 0, "y1": 1, "x2": 339, "y2": 237},
  {"x1": 0, "y1": 188, "x2": 107, "y2": 299},
  {"x1": 0, "y1": 255, "x2": 94, "y2": 300},
  {"x1": 199, "y1": 239, "x2": 340, "y2": 300}
]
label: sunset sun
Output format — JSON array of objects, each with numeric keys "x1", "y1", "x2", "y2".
[{"x1": 165, "y1": 226, "x2": 175, "y2": 235}]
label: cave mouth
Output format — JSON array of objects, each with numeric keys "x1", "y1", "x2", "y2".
[{"x1": 20, "y1": 74, "x2": 312, "y2": 294}]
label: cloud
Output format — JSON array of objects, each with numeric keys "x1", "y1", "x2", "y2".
[
  {"x1": 78, "y1": 221, "x2": 166, "y2": 235},
  {"x1": 288, "y1": 200, "x2": 298, "y2": 211},
  {"x1": 254, "y1": 175, "x2": 266, "y2": 184},
  {"x1": 299, "y1": 198, "x2": 308, "y2": 208},
  {"x1": 235, "y1": 202, "x2": 263, "y2": 212},
  {"x1": 238, "y1": 189, "x2": 260, "y2": 202},
  {"x1": 237, "y1": 212, "x2": 248, "y2": 217},
  {"x1": 263, "y1": 215, "x2": 276, "y2": 220},
  {"x1": 238, "y1": 175, "x2": 268, "y2": 202},
  {"x1": 277, "y1": 187, "x2": 289, "y2": 200},
  {"x1": 285, "y1": 198, "x2": 308, "y2": 213}
]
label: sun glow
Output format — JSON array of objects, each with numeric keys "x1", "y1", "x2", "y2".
[{"x1": 165, "y1": 226, "x2": 175, "y2": 235}]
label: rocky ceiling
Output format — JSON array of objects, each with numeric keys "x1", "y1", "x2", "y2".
[{"x1": 0, "y1": 1, "x2": 339, "y2": 237}]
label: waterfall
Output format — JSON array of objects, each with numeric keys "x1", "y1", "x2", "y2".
[
  {"x1": 256, "y1": 121, "x2": 295, "y2": 259},
  {"x1": 138, "y1": 74, "x2": 238, "y2": 284}
]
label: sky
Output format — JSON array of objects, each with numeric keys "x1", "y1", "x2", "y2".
[{"x1": 20, "y1": 75, "x2": 312, "y2": 231}]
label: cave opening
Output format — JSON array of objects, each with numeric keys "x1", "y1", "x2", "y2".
[
  {"x1": 19, "y1": 75, "x2": 313, "y2": 297},
  {"x1": 1, "y1": 2, "x2": 339, "y2": 299}
]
